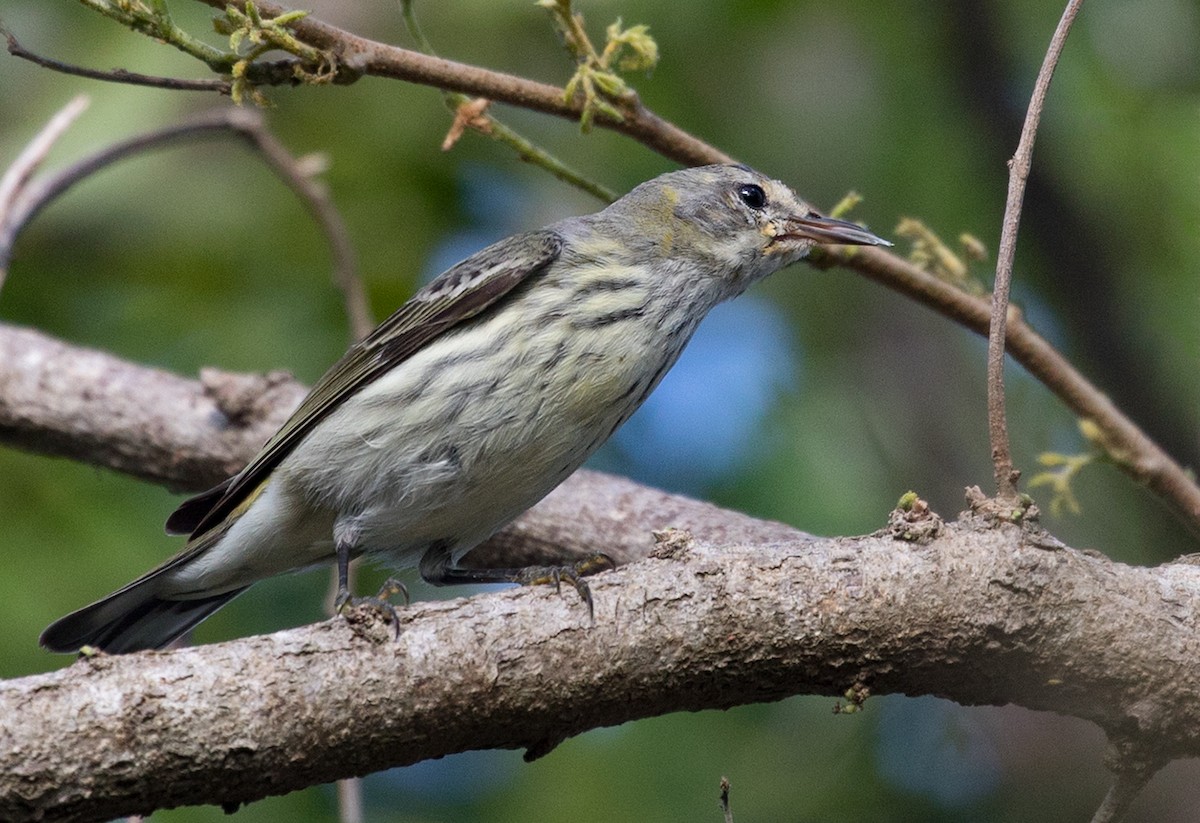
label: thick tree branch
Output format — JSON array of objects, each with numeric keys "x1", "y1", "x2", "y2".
[
  {"x1": 1, "y1": 322, "x2": 1197, "y2": 820},
  {"x1": 0, "y1": 324, "x2": 303, "y2": 491},
  {"x1": 3, "y1": 517, "x2": 1197, "y2": 822}
]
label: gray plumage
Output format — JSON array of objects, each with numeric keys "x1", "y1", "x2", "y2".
[{"x1": 41, "y1": 164, "x2": 888, "y2": 653}]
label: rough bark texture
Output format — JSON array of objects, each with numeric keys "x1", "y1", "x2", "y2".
[
  {"x1": 2, "y1": 522, "x2": 1198, "y2": 822},
  {"x1": 0, "y1": 324, "x2": 305, "y2": 491},
  {"x1": 2, "y1": 322, "x2": 1199, "y2": 821}
]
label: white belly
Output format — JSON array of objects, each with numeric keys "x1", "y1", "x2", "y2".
[
  {"x1": 276, "y1": 284, "x2": 694, "y2": 566},
  {"x1": 166, "y1": 261, "x2": 703, "y2": 592}
]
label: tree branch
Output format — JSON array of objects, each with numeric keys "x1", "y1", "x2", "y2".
[
  {"x1": 0, "y1": 324, "x2": 303, "y2": 491},
  {"x1": 0, "y1": 107, "x2": 372, "y2": 342},
  {"x1": 1, "y1": 323, "x2": 1196, "y2": 820},
  {"x1": 3, "y1": 515, "x2": 1197, "y2": 822},
  {"x1": 1, "y1": 23, "x2": 231, "y2": 95},
  {"x1": 194, "y1": 0, "x2": 730, "y2": 165},
  {"x1": 832, "y1": 243, "x2": 1200, "y2": 536},
  {"x1": 2, "y1": 8, "x2": 1192, "y2": 819},
  {"x1": 0, "y1": 94, "x2": 90, "y2": 285}
]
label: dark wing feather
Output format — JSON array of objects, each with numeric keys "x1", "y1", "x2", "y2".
[
  {"x1": 165, "y1": 477, "x2": 233, "y2": 534},
  {"x1": 177, "y1": 230, "x2": 564, "y2": 538}
]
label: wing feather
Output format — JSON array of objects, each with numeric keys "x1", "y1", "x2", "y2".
[{"x1": 176, "y1": 229, "x2": 564, "y2": 537}]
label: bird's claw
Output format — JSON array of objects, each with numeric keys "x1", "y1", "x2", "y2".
[
  {"x1": 513, "y1": 553, "x2": 616, "y2": 620},
  {"x1": 335, "y1": 576, "x2": 409, "y2": 640}
]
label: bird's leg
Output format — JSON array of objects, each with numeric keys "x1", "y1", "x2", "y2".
[
  {"x1": 422, "y1": 552, "x2": 616, "y2": 619},
  {"x1": 332, "y1": 526, "x2": 356, "y2": 613},
  {"x1": 332, "y1": 520, "x2": 407, "y2": 637}
]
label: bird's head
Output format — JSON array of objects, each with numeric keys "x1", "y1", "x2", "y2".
[{"x1": 603, "y1": 164, "x2": 890, "y2": 295}]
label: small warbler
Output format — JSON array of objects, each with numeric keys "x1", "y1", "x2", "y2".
[{"x1": 41, "y1": 164, "x2": 889, "y2": 653}]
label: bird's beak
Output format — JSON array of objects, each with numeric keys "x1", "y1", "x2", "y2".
[{"x1": 779, "y1": 213, "x2": 892, "y2": 247}]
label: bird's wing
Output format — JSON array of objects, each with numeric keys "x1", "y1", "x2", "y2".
[{"x1": 168, "y1": 229, "x2": 564, "y2": 538}]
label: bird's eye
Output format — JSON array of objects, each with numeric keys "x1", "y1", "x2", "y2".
[{"x1": 737, "y1": 184, "x2": 767, "y2": 210}]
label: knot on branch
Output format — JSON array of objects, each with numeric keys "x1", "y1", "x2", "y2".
[
  {"x1": 650, "y1": 527, "x2": 695, "y2": 559},
  {"x1": 964, "y1": 484, "x2": 1039, "y2": 526},
  {"x1": 884, "y1": 492, "x2": 943, "y2": 543}
]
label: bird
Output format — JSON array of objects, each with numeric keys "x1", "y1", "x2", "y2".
[{"x1": 40, "y1": 163, "x2": 890, "y2": 654}]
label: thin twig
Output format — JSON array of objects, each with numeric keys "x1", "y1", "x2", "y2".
[
  {"x1": 0, "y1": 94, "x2": 91, "y2": 292},
  {"x1": 987, "y1": 0, "x2": 1086, "y2": 502},
  {"x1": 0, "y1": 107, "x2": 372, "y2": 341},
  {"x1": 2, "y1": 23, "x2": 232, "y2": 94},
  {"x1": 0, "y1": 94, "x2": 90, "y2": 214},
  {"x1": 335, "y1": 775, "x2": 363, "y2": 823},
  {"x1": 400, "y1": 0, "x2": 616, "y2": 203},
  {"x1": 829, "y1": 242, "x2": 1200, "y2": 535}
]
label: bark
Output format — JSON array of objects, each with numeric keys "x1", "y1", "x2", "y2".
[
  {"x1": 2, "y1": 323, "x2": 1199, "y2": 820},
  {"x1": 0, "y1": 324, "x2": 305, "y2": 491},
  {"x1": 2, "y1": 520, "x2": 1198, "y2": 822}
]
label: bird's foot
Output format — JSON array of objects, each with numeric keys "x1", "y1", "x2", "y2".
[
  {"x1": 335, "y1": 577, "x2": 409, "y2": 640},
  {"x1": 510, "y1": 553, "x2": 617, "y2": 620},
  {"x1": 425, "y1": 553, "x2": 616, "y2": 619}
]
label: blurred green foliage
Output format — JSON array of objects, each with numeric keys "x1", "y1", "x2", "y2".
[{"x1": 0, "y1": 0, "x2": 1198, "y2": 820}]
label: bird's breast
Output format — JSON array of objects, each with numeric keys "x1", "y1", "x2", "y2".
[{"x1": 281, "y1": 261, "x2": 703, "y2": 550}]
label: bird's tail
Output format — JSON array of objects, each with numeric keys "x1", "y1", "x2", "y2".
[{"x1": 40, "y1": 580, "x2": 247, "y2": 654}]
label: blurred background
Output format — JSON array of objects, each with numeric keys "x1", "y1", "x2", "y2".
[{"x1": 0, "y1": 0, "x2": 1198, "y2": 820}]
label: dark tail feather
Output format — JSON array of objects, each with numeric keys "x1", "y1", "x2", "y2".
[
  {"x1": 165, "y1": 476, "x2": 234, "y2": 535},
  {"x1": 40, "y1": 584, "x2": 247, "y2": 654}
]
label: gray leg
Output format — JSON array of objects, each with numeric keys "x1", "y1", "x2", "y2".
[
  {"x1": 332, "y1": 518, "x2": 407, "y2": 637},
  {"x1": 332, "y1": 518, "x2": 361, "y2": 613}
]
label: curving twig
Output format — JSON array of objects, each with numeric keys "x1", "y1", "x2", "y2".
[
  {"x1": 986, "y1": 0, "x2": 1086, "y2": 503},
  {"x1": 0, "y1": 106, "x2": 372, "y2": 342},
  {"x1": 2, "y1": 23, "x2": 231, "y2": 94},
  {"x1": 0, "y1": 94, "x2": 91, "y2": 289}
]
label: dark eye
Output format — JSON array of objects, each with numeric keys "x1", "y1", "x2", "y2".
[{"x1": 737, "y1": 183, "x2": 767, "y2": 210}]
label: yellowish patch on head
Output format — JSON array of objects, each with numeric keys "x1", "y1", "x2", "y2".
[
  {"x1": 757, "y1": 219, "x2": 787, "y2": 256},
  {"x1": 647, "y1": 184, "x2": 682, "y2": 253}
]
